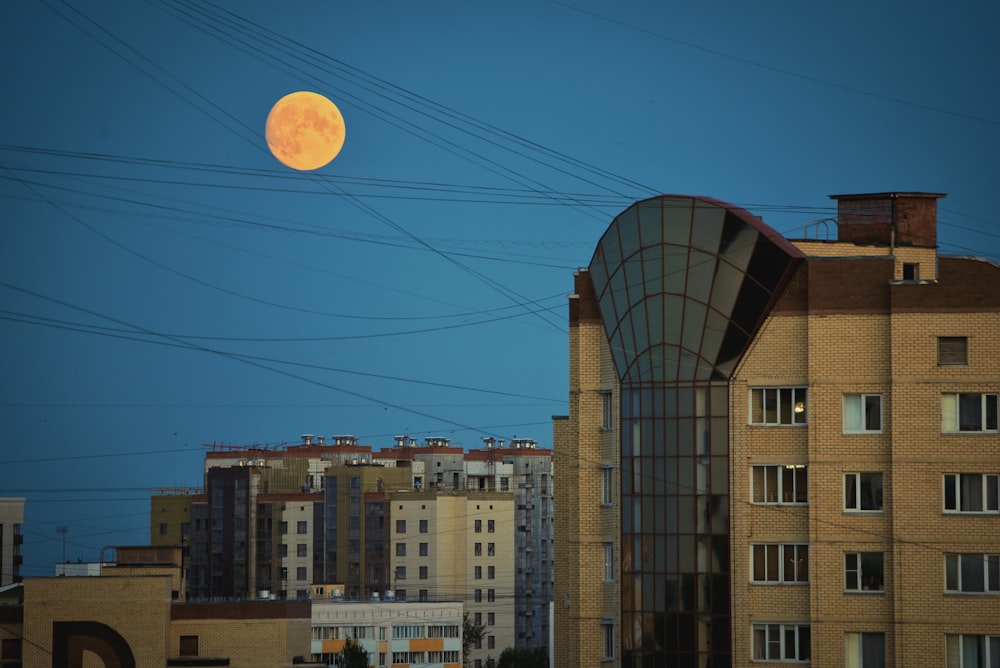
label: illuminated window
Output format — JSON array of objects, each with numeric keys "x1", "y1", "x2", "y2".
[{"x1": 750, "y1": 387, "x2": 808, "y2": 426}]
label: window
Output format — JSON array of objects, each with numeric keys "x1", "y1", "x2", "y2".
[
  {"x1": 475, "y1": 542, "x2": 482, "y2": 556},
  {"x1": 938, "y1": 336, "x2": 968, "y2": 366},
  {"x1": 603, "y1": 543, "x2": 614, "y2": 582},
  {"x1": 420, "y1": 542, "x2": 429, "y2": 556},
  {"x1": 280, "y1": 567, "x2": 288, "y2": 580},
  {"x1": 752, "y1": 464, "x2": 808, "y2": 504},
  {"x1": 945, "y1": 554, "x2": 1000, "y2": 593},
  {"x1": 280, "y1": 543, "x2": 288, "y2": 557},
  {"x1": 845, "y1": 632, "x2": 885, "y2": 668},
  {"x1": 487, "y1": 613, "x2": 494, "y2": 625},
  {"x1": 602, "y1": 466, "x2": 613, "y2": 505},
  {"x1": 297, "y1": 566, "x2": 308, "y2": 580},
  {"x1": 396, "y1": 519, "x2": 406, "y2": 533},
  {"x1": 474, "y1": 588, "x2": 482, "y2": 602},
  {"x1": 475, "y1": 520, "x2": 482, "y2": 533},
  {"x1": 750, "y1": 387, "x2": 808, "y2": 426},
  {"x1": 419, "y1": 589, "x2": 428, "y2": 601},
  {"x1": 942, "y1": 393, "x2": 998, "y2": 432},
  {"x1": 944, "y1": 473, "x2": 1000, "y2": 513},
  {"x1": 488, "y1": 635, "x2": 495, "y2": 649},
  {"x1": 395, "y1": 566, "x2": 406, "y2": 581},
  {"x1": 419, "y1": 519, "x2": 429, "y2": 533},
  {"x1": 845, "y1": 473, "x2": 884, "y2": 512},
  {"x1": 396, "y1": 542, "x2": 406, "y2": 557},
  {"x1": 487, "y1": 566, "x2": 495, "y2": 579},
  {"x1": 487, "y1": 543, "x2": 495, "y2": 556},
  {"x1": 487, "y1": 520, "x2": 495, "y2": 533},
  {"x1": 297, "y1": 544, "x2": 307, "y2": 557},
  {"x1": 752, "y1": 623, "x2": 811, "y2": 662},
  {"x1": 419, "y1": 566, "x2": 428, "y2": 580},
  {"x1": 159, "y1": 522, "x2": 168, "y2": 535},
  {"x1": 280, "y1": 521, "x2": 288, "y2": 534},
  {"x1": 601, "y1": 620, "x2": 614, "y2": 659},
  {"x1": 296, "y1": 520, "x2": 307, "y2": 534},
  {"x1": 845, "y1": 553, "x2": 884, "y2": 592},
  {"x1": 902, "y1": 262, "x2": 917, "y2": 280},
  {"x1": 475, "y1": 566, "x2": 482, "y2": 580},
  {"x1": 487, "y1": 588, "x2": 495, "y2": 602},
  {"x1": 179, "y1": 635, "x2": 199, "y2": 657},
  {"x1": 601, "y1": 390, "x2": 613, "y2": 430},
  {"x1": 1, "y1": 638, "x2": 22, "y2": 661},
  {"x1": 752, "y1": 544, "x2": 809, "y2": 583},
  {"x1": 946, "y1": 635, "x2": 1000, "y2": 667},
  {"x1": 844, "y1": 394, "x2": 882, "y2": 433}
]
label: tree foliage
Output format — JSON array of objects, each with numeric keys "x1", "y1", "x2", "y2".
[
  {"x1": 336, "y1": 637, "x2": 370, "y2": 668},
  {"x1": 462, "y1": 612, "x2": 487, "y2": 668},
  {"x1": 496, "y1": 646, "x2": 548, "y2": 668}
]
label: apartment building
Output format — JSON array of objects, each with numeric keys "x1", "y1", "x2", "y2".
[
  {"x1": 0, "y1": 498, "x2": 24, "y2": 587},
  {"x1": 388, "y1": 490, "x2": 515, "y2": 668},
  {"x1": 554, "y1": 193, "x2": 1000, "y2": 667},
  {"x1": 311, "y1": 596, "x2": 463, "y2": 667}
]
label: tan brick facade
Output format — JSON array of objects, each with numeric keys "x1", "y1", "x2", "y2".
[{"x1": 557, "y1": 193, "x2": 1000, "y2": 667}]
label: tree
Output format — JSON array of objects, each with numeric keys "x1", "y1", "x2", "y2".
[
  {"x1": 336, "y1": 638, "x2": 370, "y2": 668},
  {"x1": 496, "y1": 646, "x2": 548, "y2": 668},
  {"x1": 463, "y1": 612, "x2": 487, "y2": 668}
]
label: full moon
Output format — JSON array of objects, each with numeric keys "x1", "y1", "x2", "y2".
[{"x1": 265, "y1": 91, "x2": 345, "y2": 171}]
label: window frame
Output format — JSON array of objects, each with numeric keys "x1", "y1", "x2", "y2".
[
  {"x1": 751, "y1": 543, "x2": 809, "y2": 584},
  {"x1": 601, "y1": 620, "x2": 614, "y2": 660},
  {"x1": 942, "y1": 393, "x2": 999, "y2": 433},
  {"x1": 603, "y1": 543, "x2": 614, "y2": 583},
  {"x1": 938, "y1": 336, "x2": 968, "y2": 366},
  {"x1": 943, "y1": 473, "x2": 1000, "y2": 514},
  {"x1": 601, "y1": 466, "x2": 614, "y2": 506},
  {"x1": 946, "y1": 634, "x2": 1000, "y2": 667},
  {"x1": 601, "y1": 390, "x2": 614, "y2": 431},
  {"x1": 752, "y1": 623, "x2": 811, "y2": 662},
  {"x1": 944, "y1": 553, "x2": 1000, "y2": 594},
  {"x1": 844, "y1": 632, "x2": 885, "y2": 667},
  {"x1": 843, "y1": 394, "x2": 883, "y2": 434},
  {"x1": 844, "y1": 552, "x2": 885, "y2": 593},
  {"x1": 751, "y1": 464, "x2": 808, "y2": 505},
  {"x1": 749, "y1": 387, "x2": 808, "y2": 426},
  {"x1": 844, "y1": 472, "x2": 884, "y2": 513}
]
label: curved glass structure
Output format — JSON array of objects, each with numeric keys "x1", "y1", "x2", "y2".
[{"x1": 589, "y1": 196, "x2": 803, "y2": 667}]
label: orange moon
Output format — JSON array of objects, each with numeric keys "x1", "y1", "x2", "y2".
[{"x1": 265, "y1": 91, "x2": 345, "y2": 171}]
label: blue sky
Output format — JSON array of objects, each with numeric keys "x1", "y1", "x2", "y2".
[{"x1": 2, "y1": 1, "x2": 998, "y2": 575}]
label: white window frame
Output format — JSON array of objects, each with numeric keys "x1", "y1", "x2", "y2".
[
  {"x1": 601, "y1": 620, "x2": 614, "y2": 660},
  {"x1": 751, "y1": 464, "x2": 808, "y2": 505},
  {"x1": 942, "y1": 393, "x2": 999, "y2": 433},
  {"x1": 750, "y1": 387, "x2": 808, "y2": 426},
  {"x1": 603, "y1": 543, "x2": 613, "y2": 583},
  {"x1": 752, "y1": 623, "x2": 811, "y2": 662},
  {"x1": 845, "y1": 632, "x2": 885, "y2": 668},
  {"x1": 601, "y1": 390, "x2": 614, "y2": 431},
  {"x1": 844, "y1": 472, "x2": 884, "y2": 513},
  {"x1": 946, "y1": 635, "x2": 1000, "y2": 667},
  {"x1": 944, "y1": 553, "x2": 1000, "y2": 593},
  {"x1": 751, "y1": 544, "x2": 809, "y2": 584},
  {"x1": 601, "y1": 466, "x2": 613, "y2": 506},
  {"x1": 844, "y1": 552, "x2": 885, "y2": 592},
  {"x1": 943, "y1": 473, "x2": 1000, "y2": 514},
  {"x1": 844, "y1": 394, "x2": 883, "y2": 433}
]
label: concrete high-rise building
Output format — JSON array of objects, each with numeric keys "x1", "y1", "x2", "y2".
[
  {"x1": 388, "y1": 490, "x2": 515, "y2": 668},
  {"x1": 0, "y1": 498, "x2": 24, "y2": 586},
  {"x1": 554, "y1": 193, "x2": 1000, "y2": 667}
]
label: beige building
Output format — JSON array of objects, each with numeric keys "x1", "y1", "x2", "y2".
[
  {"x1": 389, "y1": 490, "x2": 516, "y2": 667},
  {"x1": 555, "y1": 193, "x2": 1000, "y2": 667}
]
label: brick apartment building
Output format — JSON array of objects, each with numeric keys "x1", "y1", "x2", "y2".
[{"x1": 554, "y1": 192, "x2": 1000, "y2": 666}]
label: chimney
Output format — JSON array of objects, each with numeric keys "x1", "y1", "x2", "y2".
[{"x1": 830, "y1": 192, "x2": 944, "y2": 248}]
